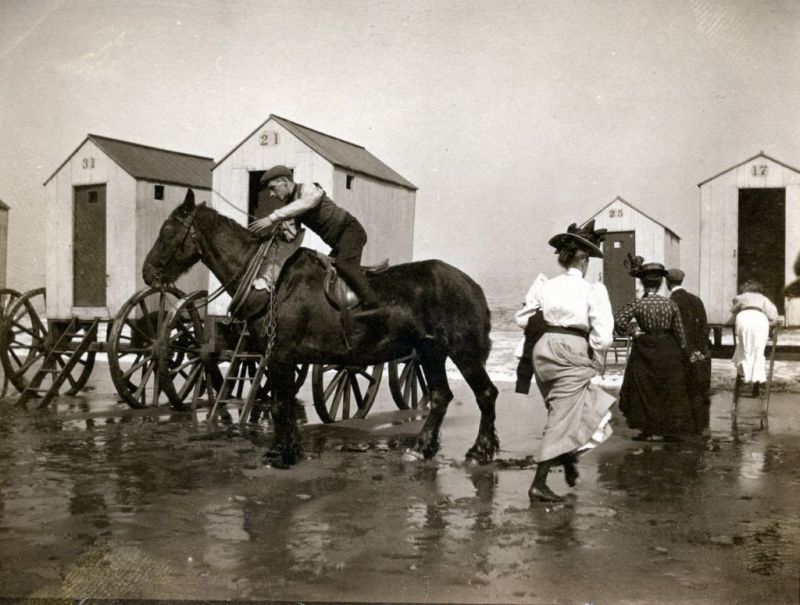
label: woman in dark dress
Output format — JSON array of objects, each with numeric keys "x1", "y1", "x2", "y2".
[{"x1": 615, "y1": 259, "x2": 696, "y2": 441}]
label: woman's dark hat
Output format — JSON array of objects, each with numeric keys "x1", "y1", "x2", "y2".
[
  {"x1": 626, "y1": 254, "x2": 667, "y2": 278},
  {"x1": 548, "y1": 220, "x2": 607, "y2": 258},
  {"x1": 260, "y1": 165, "x2": 293, "y2": 186},
  {"x1": 637, "y1": 263, "x2": 668, "y2": 277}
]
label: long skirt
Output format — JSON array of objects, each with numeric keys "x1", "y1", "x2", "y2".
[
  {"x1": 732, "y1": 309, "x2": 770, "y2": 383},
  {"x1": 533, "y1": 333, "x2": 616, "y2": 462},
  {"x1": 687, "y1": 357, "x2": 712, "y2": 433},
  {"x1": 619, "y1": 332, "x2": 696, "y2": 437}
]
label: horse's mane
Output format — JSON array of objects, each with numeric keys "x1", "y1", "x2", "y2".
[{"x1": 194, "y1": 204, "x2": 260, "y2": 245}]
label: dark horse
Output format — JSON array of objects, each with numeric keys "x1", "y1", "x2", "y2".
[{"x1": 143, "y1": 190, "x2": 498, "y2": 468}]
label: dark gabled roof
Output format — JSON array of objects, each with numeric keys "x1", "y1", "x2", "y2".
[
  {"x1": 585, "y1": 196, "x2": 681, "y2": 240},
  {"x1": 0, "y1": 199, "x2": 8, "y2": 211},
  {"x1": 213, "y1": 114, "x2": 417, "y2": 190},
  {"x1": 697, "y1": 151, "x2": 800, "y2": 187},
  {"x1": 44, "y1": 135, "x2": 213, "y2": 189}
]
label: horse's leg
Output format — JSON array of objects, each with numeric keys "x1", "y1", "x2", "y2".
[
  {"x1": 411, "y1": 347, "x2": 453, "y2": 459},
  {"x1": 262, "y1": 362, "x2": 304, "y2": 468},
  {"x1": 453, "y1": 354, "x2": 499, "y2": 464}
]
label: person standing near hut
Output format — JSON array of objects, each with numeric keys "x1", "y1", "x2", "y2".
[
  {"x1": 615, "y1": 259, "x2": 696, "y2": 441},
  {"x1": 666, "y1": 268, "x2": 711, "y2": 433},
  {"x1": 526, "y1": 221, "x2": 616, "y2": 503},
  {"x1": 730, "y1": 280, "x2": 779, "y2": 397}
]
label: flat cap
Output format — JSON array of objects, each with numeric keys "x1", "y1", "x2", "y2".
[
  {"x1": 666, "y1": 268, "x2": 685, "y2": 283},
  {"x1": 260, "y1": 165, "x2": 293, "y2": 185}
]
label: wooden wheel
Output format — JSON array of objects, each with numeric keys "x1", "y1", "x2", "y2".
[
  {"x1": 0, "y1": 288, "x2": 21, "y2": 318},
  {"x1": 388, "y1": 351, "x2": 430, "y2": 410},
  {"x1": 108, "y1": 287, "x2": 184, "y2": 408},
  {"x1": 158, "y1": 290, "x2": 214, "y2": 410},
  {"x1": 311, "y1": 363, "x2": 383, "y2": 423},
  {"x1": 0, "y1": 289, "x2": 96, "y2": 397},
  {"x1": 0, "y1": 288, "x2": 48, "y2": 394},
  {"x1": 292, "y1": 363, "x2": 310, "y2": 395},
  {"x1": 0, "y1": 288, "x2": 21, "y2": 396},
  {"x1": 0, "y1": 288, "x2": 96, "y2": 396}
]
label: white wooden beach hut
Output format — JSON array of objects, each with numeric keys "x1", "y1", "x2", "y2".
[
  {"x1": 209, "y1": 114, "x2": 417, "y2": 316},
  {"x1": 584, "y1": 196, "x2": 681, "y2": 313},
  {"x1": 698, "y1": 152, "x2": 800, "y2": 325},
  {"x1": 43, "y1": 135, "x2": 213, "y2": 319}
]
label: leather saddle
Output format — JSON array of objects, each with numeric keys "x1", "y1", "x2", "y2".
[
  {"x1": 228, "y1": 229, "x2": 305, "y2": 319},
  {"x1": 320, "y1": 254, "x2": 389, "y2": 311}
]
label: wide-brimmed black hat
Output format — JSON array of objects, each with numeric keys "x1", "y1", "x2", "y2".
[
  {"x1": 635, "y1": 262, "x2": 668, "y2": 278},
  {"x1": 625, "y1": 254, "x2": 667, "y2": 277},
  {"x1": 548, "y1": 220, "x2": 606, "y2": 258}
]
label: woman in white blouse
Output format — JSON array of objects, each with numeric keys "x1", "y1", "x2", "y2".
[
  {"x1": 730, "y1": 280, "x2": 779, "y2": 396},
  {"x1": 523, "y1": 222, "x2": 616, "y2": 503}
]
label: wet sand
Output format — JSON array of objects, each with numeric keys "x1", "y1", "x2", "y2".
[{"x1": 0, "y1": 370, "x2": 798, "y2": 604}]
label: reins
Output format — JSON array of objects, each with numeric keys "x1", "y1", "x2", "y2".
[{"x1": 163, "y1": 202, "x2": 266, "y2": 313}]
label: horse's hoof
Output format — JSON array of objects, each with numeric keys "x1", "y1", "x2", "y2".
[
  {"x1": 262, "y1": 449, "x2": 282, "y2": 465},
  {"x1": 402, "y1": 448, "x2": 425, "y2": 462},
  {"x1": 465, "y1": 447, "x2": 493, "y2": 465}
]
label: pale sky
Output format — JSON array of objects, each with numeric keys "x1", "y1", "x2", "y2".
[{"x1": 1, "y1": 0, "x2": 799, "y2": 304}]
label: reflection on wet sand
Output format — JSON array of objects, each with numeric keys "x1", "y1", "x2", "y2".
[{"x1": 0, "y1": 385, "x2": 798, "y2": 603}]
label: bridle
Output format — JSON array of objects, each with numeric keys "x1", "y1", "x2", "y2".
[{"x1": 153, "y1": 206, "x2": 241, "y2": 308}]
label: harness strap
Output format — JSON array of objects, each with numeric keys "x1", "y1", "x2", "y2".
[{"x1": 229, "y1": 237, "x2": 276, "y2": 318}]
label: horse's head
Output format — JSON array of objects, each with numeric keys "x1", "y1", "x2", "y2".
[{"x1": 143, "y1": 189, "x2": 203, "y2": 287}]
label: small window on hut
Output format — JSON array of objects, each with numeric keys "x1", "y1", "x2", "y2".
[
  {"x1": 346, "y1": 175, "x2": 355, "y2": 190},
  {"x1": 87, "y1": 190, "x2": 99, "y2": 204},
  {"x1": 154, "y1": 185, "x2": 165, "y2": 200}
]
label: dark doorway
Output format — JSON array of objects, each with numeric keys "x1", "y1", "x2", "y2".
[
  {"x1": 738, "y1": 188, "x2": 785, "y2": 313},
  {"x1": 248, "y1": 170, "x2": 285, "y2": 225},
  {"x1": 603, "y1": 231, "x2": 636, "y2": 315},
  {"x1": 73, "y1": 184, "x2": 107, "y2": 307}
]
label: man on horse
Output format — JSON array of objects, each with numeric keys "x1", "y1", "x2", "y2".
[{"x1": 249, "y1": 165, "x2": 380, "y2": 310}]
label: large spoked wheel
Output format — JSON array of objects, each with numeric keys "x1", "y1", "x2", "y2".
[
  {"x1": 108, "y1": 287, "x2": 185, "y2": 408},
  {"x1": 0, "y1": 288, "x2": 97, "y2": 396},
  {"x1": 0, "y1": 289, "x2": 97, "y2": 397},
  {"x1": 311, "y1": 363, "x2": 383, "y2": 423},
  {"x1": 0, "y1": 288, "x2": 21, "y2": 318},
  {"x1": 0, "y1": 288, "x2": 22, "y2": 396},
  {"x1": 388, "y1": 351, "x2": 430, "y2": 410},
  {"x1": 0, "y1": 288, "x2": 48, "y2": 394},
  {"x1": 157, "y1": 290, "x2": 216, "y2": 411}
]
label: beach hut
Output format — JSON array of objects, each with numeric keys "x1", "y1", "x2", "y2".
[
  {"x1": 43, "y1": 134, "x2": 213, "y2": 319},
  {"x1": 698, "y1": 152, "x2": 800, "y2": 325},
  {"x1": 0, "y1": 200, "x2": 8, "y2": 289},
  {"x1": 209, "y1": 114, "x2": 417, "y2": 316},
  {"x1": 584, "y1": 196, "x2": 681, "y2": 313}
]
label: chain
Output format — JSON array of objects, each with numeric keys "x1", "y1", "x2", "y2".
[{"x1": 262, "y1": 287, "x2": 278, "y2": 362}]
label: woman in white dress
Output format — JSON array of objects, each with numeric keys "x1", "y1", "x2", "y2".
[
  {"x1": 523, "y1": 221, "x2": 616, "y2": 503},
  {"x1": 731, "y1": 280, "x2": 779, "y2": 397}
]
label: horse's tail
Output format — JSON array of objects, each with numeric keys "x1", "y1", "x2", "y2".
[
  {"x1": 483, "y1": 303, "x2": 493, "y2": 365},
  {"x1": 473, "y1": 285, "x2": 493, "y2": 366}
]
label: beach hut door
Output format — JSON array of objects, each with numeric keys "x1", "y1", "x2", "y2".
[
  {"x1": 603, "y1": 230, "x2": 636, "y2": 314},
  {"x1": 738, "y1": 188, "x2": 785, "y2": 313},
  {"x1": 73, "y1": 184, "x2": 107, "y2": 307}
]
